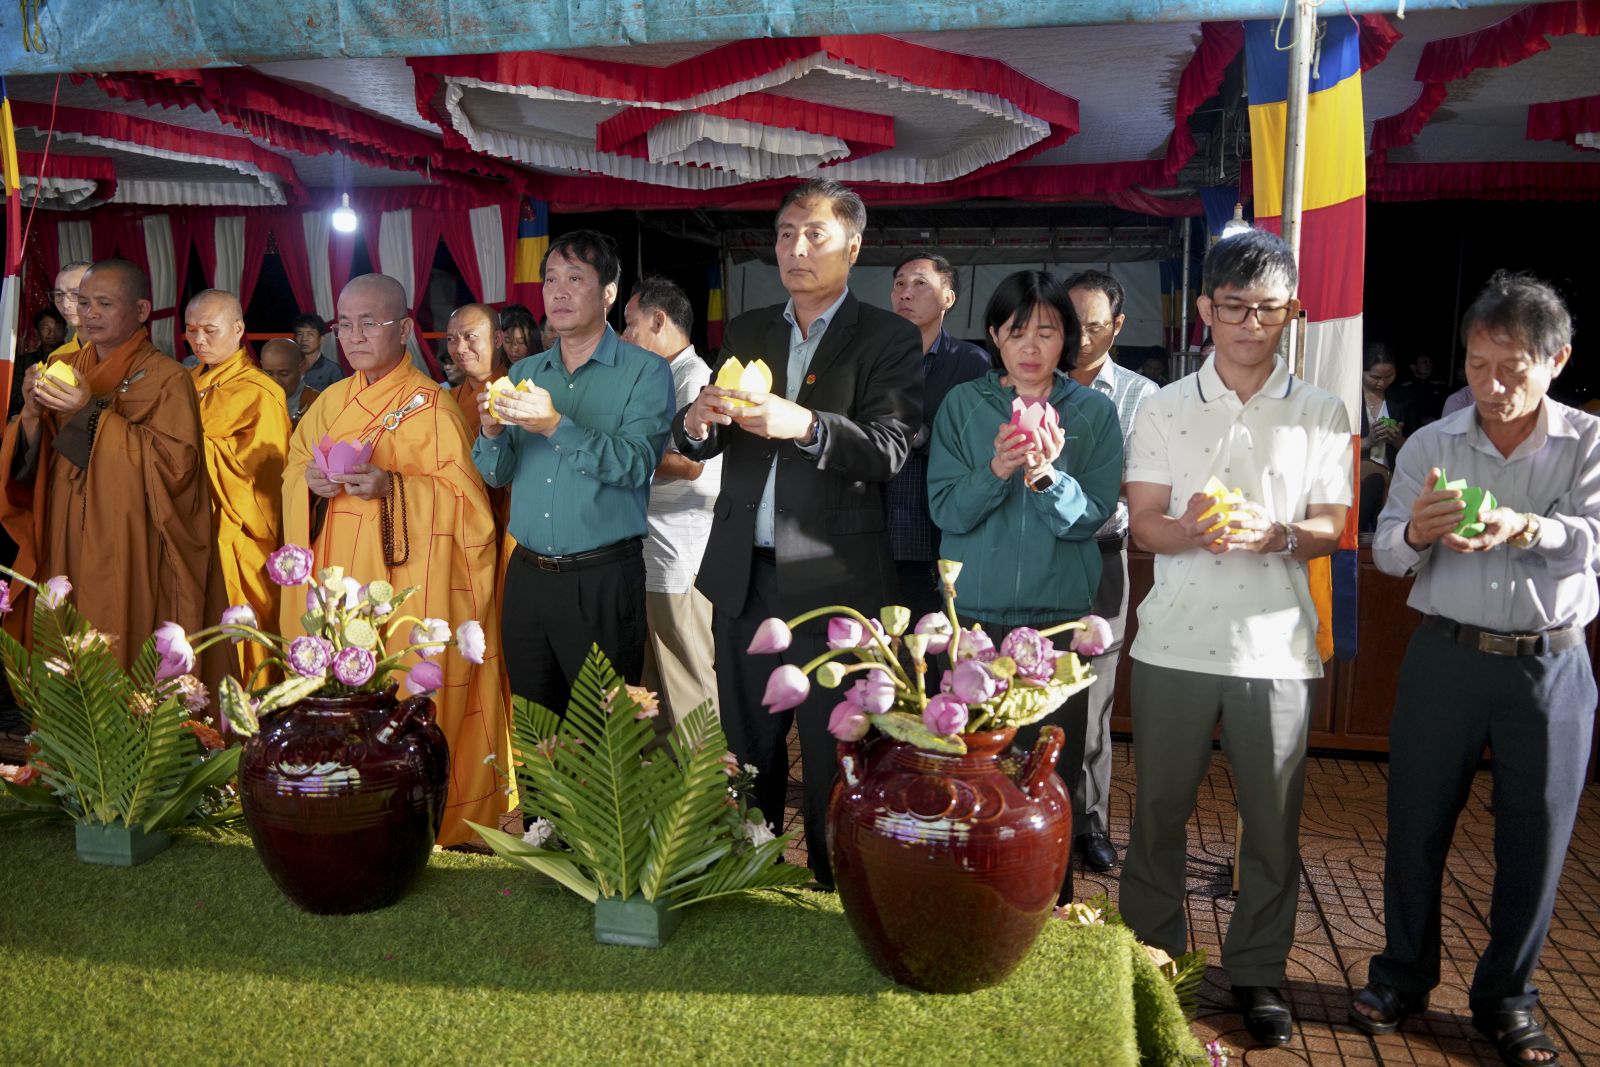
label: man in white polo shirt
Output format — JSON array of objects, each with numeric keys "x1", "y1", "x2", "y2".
[{"x1": 1118, "y1": 229, "x2": 1352, "y2": 1048}]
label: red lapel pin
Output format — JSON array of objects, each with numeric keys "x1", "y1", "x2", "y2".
[{"x1": 805, "y1": 373, "x2": 817, "y2": 385}]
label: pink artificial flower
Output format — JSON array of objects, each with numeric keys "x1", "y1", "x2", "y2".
[
  {"x1": 340, "y1": 576, "x2": 364, "y2": 611},
  {"x1": 0, "y1": 582, "x2": 11, "y2": 616},
  {"x1": 455, "y1": 620, "x2": 486, "y2": 664},
  {"x1": 826, "y1": 616, "x2": 864, "y2": 650},
  {"x1": 827, "y1": 700, "x2": 870, "y2": 742},
  {"x1": 860, "y1": 618, "x2": 886, "y2": 648},
  {"x1": 949, "y1": 659, "x2": 999, "y2": 704},
  {"x1": 747, "y1": 617, "x2": 792, "y2": 655},
  {"x1": 267, "y1": 544, "x2": 315, "y2": 587},
  {"x1": 312, "y1": 436, "x2": 375, "y2": 478},
  {"x1": 1000, "y1": 627, "x2": 1057, "y2": 683},
  {"x1": 408, "y1": 618, "x2": 451, "y2": 657},
  {"x1": 332, "y1": 646, "x2": 377, "y2": 687},
  {"x1": 1070, "y1": 615, "x2": 1114, "y2": 658},
  {"x1": 219, "y1": 605, "x2": 257, "y2": 642},
  {"x1": 286, "y1": 635, "x2": 333, "y2": 677},
  {"x1": 40, "y1": 575, "x2": 71, "y2": 608},
  {"x1": 952, "y1": 627, "x2": 996, "y2": 662},
  {"x1": 761, "y1": 664, "x2": 809, "y2": 713},
  {"x1": 406, "y1": 659, "x2": 445, "y2": 695},
  {"x1": 913, "y1": 612, "x2": 952, "y2": 655},
  {"x1": 153, "y1": 621, "x2": 196, "y2": 682},
  {"x1": 845, "y1": 668, "x2": 896, "y2": 715},
  {"x1": 922, "y1": 694, "x2": 969, "y2": 736}
]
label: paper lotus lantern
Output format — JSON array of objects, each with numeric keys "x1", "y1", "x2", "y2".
[
  {"x1": 1197, "y1": 475, "x2": 1253, "y2": 530},
  {"x1": 1008, "y1": 397, "x2": 1060, "y2": 449},
  {"x1": 40, "y1": 361, "x2": 78, "y2": 388},
  {"x1": 312, "y1": 436, "x2": 375, "y2": 477},
  {"x1": 487, "y1": 376, "x2": 536, "y2": 422},
  {"x1": 1434, "y1": 468, "x2": 1497, "y2": 538},
  {"x1": 713, "y1": 357, "x2": 773, "y2": 409}
]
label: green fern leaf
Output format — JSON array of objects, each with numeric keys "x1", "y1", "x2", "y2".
[
  {"x1": 669, "y1": 834, "x2": 811, "y2": 908},
  {"x1": 469, "y1": 821, "x2": 600, "y2": 903}
]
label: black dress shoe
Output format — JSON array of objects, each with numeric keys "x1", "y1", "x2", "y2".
[
  {"x1": 1232, "y1": 985, "x2": 1293, "y2": 1046},
  {"x1": 1075, "y1": 833, "x2": 1118, "y2": 872}
]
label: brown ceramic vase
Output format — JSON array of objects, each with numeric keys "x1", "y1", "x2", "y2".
[
  {"x1": 239, "y1": 687, "x2": 449, "y2": 915},
  {"x1": 828, "y1": 726, "x2": 1071, "y2": 993}
]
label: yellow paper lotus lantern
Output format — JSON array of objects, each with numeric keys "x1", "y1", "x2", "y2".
[{"x1": 713, "y1": 357, "x2": 773, "y2": 409}]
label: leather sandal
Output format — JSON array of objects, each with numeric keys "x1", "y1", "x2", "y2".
[
  {"x1": 1473, "y1": 1008, "x2": 1560, "y2": 1066},
  {"x1": 1348, "y1": 982, "x2": 1428, "y2": 1035}
]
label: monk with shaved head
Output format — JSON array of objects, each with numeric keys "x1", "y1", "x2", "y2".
[
  {"x1": 282, "y1": 273, "x2": 511, "y2": 848},
  {"x1": 260, "y1": 338, "x2": 318, "y2": 425},
  {"x1": 186, "y1": 289, "x2": 291, "y2": 680},
  {"x1": 0, "y1": 259, "x2": 214, "y2": 669}
]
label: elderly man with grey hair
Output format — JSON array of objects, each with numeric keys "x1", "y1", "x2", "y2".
[{"x1": 1350, "y1": 272, "x2": 1595, "y2": 1067}]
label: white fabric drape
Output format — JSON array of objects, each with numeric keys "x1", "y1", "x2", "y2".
[
  {"x1": 301, "y1": 211, "x2": 340, "y2": 363},
  {"x1": 468, "y1": 205, "x2": 505, "y2": 303},
  {"x1": 57, "y1": 219, "x2": 92, "y2": 270},
  {"x1": 142, "y1": 215, "x2": 177, "y2": 356},
  {"x1": 213, "y1": 216, "x2": 246, "y2": 293},
  {"x1": 375, "y1": 209, "x2": 429, "y2": 374}
]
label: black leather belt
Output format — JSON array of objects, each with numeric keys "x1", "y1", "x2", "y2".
[
  {"x1": 754, "y1": 546, "x2": 778, "y2": 565},
  {"x1": 513, "y1": 537, "x2": 640, "y2": 574},
  {"x1": 1419, "y1": 613, "x2": 1583, "y2": 657},
  {"x1": 1097, "y1": 533, "x2": 1127, "y2": 555}
]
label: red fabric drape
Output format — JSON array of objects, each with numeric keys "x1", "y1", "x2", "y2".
[
  {"x1": 1527, "y1": 93, "x2": 1600, "y2": 143},
  {"x1": 274, "y1": 212, "x2": 316, "y2": 322},
  {"x1": 407, "y1": 211, "x2": 444, "y2": 378},
  {"x1": 437, "y1": 209, "x2": 486, "y2": 304},
  {"x1": 193, "y1": 216, "x2": 218, "y2": 287},
  {"x1": 240, "y1": 216, "x2": 272, "y2": 315}
]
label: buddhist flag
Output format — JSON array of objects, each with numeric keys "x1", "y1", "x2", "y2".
[
  {"x1": 1246, "y1": 16, "x2": 1364, "y2": 661},
  {"x1": 0, "y1": 78, "x2": 23, "y2": 413},
  {"x1": 510, "y1": 196, "x2": 548, "y2": 319},
  {"x1": 706, "y1": 263, "x2": 725, "y2": 351}
]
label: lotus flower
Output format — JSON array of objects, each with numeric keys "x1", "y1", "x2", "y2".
[
  {"x1": 267, "y1": 544, "x2": 315, "y2": 586},
  {"x1": 409, "y1": 617, "x2": 451, "y2": 656},
  {"x1": 332, "y1": 646, "x2": 376, "y2": 687},
  {"x1": 286, "y1": 635, "x2": 333, "y2": 677},
  {"x1": 747, "y1": 617, "x2": 792, "y2": 654},
  {"x1": 406, "y1": 659, "x2": 445, "y2": 695},
  {"x1": 712, "y1": 356, "x2": 773, "y2": 409},
  {"x1": 219, "y1": 605, "x2": 257, "y2": 642},
  {"x1": 455, "y1": 620, "x2": 486, "y2": 664},
  {"x1": 923, "y1": 693, "x2": 969, "y2": 735},
  {"x1": 952, "y1": 627, "x2": 996, "y2": 662},
  {"x1": 913, "y1": 612, "x2": 952, "y2": 655},
  {"x1": 1010, "y1": 396, "x2": 1061, "y2": 449},
  {"x1": 1069, "y1": 614, "x2": 1114, "y2": 658},
  {"x1": 846, "y1": 668, "x2": 896, "y2": 715},
  {"x1": 521, "y1": 818, "x2": 555, "y2": 848},
  {"x1": 40, "y1": 575, "x2": 71, "y2": 608},
  {"x1": 1000, "y1": 627, "x2": 1057, "y2": 683},
  {"x1": 828, "y1": 700, "x2": 871, "y2": 742},
  {"x1": 153, "y1": 621, "x2": 196, "y2": 682},
  {"x1": 312, "y1": 435, "x2": 375, "y2": 477},
  {"x1": 0, "y1": 583, "x2": 10, "y2": 616},
  {"x1": 339, "y1": 576, "x2": 363, "y2": 611},
  {"x1": 826, "y1": 616, "x2": 864, "y2": 650},
  {"x1": 949, "y1": 658, "x2": 999, "y2": 704},
  {"x1": 761, "y1": 664, "x2": 809, "y2": 713},
  {"x1": 171, "y1": 674, "x2": 210, "y2": 716}
]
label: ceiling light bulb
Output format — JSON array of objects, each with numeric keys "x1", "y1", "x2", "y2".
[
  {"x1": 1221, "y1": 202, "x2": 1251, "y2": 239},
  {"x1": 331, "y1": 193, "x2": 358, "y2": 234}
]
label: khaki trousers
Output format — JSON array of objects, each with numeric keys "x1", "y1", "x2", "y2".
[{"x1": 642, "y1": 587, "x2": 719, "y2": 733}]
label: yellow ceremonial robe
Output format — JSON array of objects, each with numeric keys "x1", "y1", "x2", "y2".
[
  {"x1": 191, "y1": 350, "x2": 291, "y2": 681},
  {"x1": 282, "y1": 361, "x2": 511, "y2": 847},
  {"x1": 45, "y1": 335, "x2": 82, "y2": 363}
]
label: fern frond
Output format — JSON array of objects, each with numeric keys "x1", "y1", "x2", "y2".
[
  {"x1": 639, "y1": 702, "x2": 746, "y2": 901},
  {"x1": 142, "y1": 747, "x2": 242, "y2": 832},
  {"x1": 470, "y1": 821, "x2": 600, "y2": 903},
  {"x1": 669, "y1": 834, "x2": 811, "y2": 908}
]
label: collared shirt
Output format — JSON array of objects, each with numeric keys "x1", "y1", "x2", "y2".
[
  {"x1": 887, "y1": 328, "x2": 991, "y2": 561},
  {"x1": 753, "y1": 288, "x2": 846, "y2": 547},
  {"x1": 1087, "y1": 356, "x2": 1159, "y2": 539},
  {"x1": 472, "y1": 325, "x2": 674, "y2": 556},
  {"x1": 646, "y1": 346, "x2": 722, "y2": 594},
  {"x1": 1373, "y1": 399, "x2": 1600, "y2": 632},
  {"x1": 1125, "y1": 354, "x2": 1352, "y2": 680},
  {"x1": 303, "y1": 354, "x2": 346, "y2": 393}
]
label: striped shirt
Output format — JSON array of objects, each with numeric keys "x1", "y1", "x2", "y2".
[{"x1": 1088, "y1": 357, "x2": 1159, "y2": 538}]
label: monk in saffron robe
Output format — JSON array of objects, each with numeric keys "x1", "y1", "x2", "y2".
[
  {"x1": 282, "y1": 274, "x2": 510, "y2": 848},
  {"x1": 445, "y1": 303, "x2": 511, "y2": 535},
  {"x1": 186, "y1": 289, "x2": 291, "y2": 681},
  {"x1": 0, "y1": 259, "x2": 212, "y2": 667},
  {"x1": 260, "y1": 338, "x2": 321, "y2": 426}
]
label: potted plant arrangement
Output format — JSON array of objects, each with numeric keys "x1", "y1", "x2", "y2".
[
  {"x1": 0, "y1": 573, "x2": 240, "y2": 866},
  {"x1": 154, "y1": 542, "x2": 486, "y2": 914},
  {"x1": 748, "y1": 559, "x2": 1112, "y2": 993},
  {"x1": 471, "y1": 646, "x2": 810, "y2": 948}
]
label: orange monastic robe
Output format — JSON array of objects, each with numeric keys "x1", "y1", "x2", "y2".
[
  {"x1": 191, "y1": 350, "x2": 291, "y2": 681},
  {"x1": 283, "y1": 361, "x2": 510, "y2": 847},
  {"x1": 0, "y1": 328, "x2": 212, "y2": 667},
  {"x1": 450, "y1": 376, "x2": 511, "y2": 538}
]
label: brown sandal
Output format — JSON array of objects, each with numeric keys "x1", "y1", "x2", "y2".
[{"x1": 1348, "y1": 982, "x2": 1429, "y2": 1035}]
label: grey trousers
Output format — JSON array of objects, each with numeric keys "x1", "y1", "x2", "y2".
[
  {"x1": 1071, "y1": 538, "x2": 1130, "y2": 838},
  {"x1": 1119, "y1": 660, "x2": 1311, "y2": 986}
]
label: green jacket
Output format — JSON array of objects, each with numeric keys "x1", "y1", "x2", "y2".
[{"x1": 928, "y1": 370, "x2": 1123, "y2": 626}]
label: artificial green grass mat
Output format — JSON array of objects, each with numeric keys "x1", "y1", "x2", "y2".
[{"x1": 0, "y1": 822, "x2": 1204, "y2": 1066}]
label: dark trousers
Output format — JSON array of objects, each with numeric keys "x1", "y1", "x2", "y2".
[
  {"x1": 1073, "y1": 537, "x2": 1130, "y2": 840},
  {"x1": 713, "y1": 557, "x2": 838, "y2": 885},
  {"x1": 1369, "y1": 626, "x2": 1596, "y2": 1014},
  {"x1": 893, "y1": 559, "x2": 943, "y2": 622},
  {"x1": 501, "y1": 540, "x2": 647, "y2": 719}
]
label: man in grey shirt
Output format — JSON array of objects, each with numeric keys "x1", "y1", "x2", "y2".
[{"x1": 1351, "y1": 272, "x2": 1596, "y2": 1067}]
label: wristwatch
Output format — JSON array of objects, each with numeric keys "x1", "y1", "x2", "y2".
[
  {"x1": 1274, "y1": 521, "x2": 1298, "y2": 557},
  {"x1": 1025, "y1": 465, "x2": 1057, "y2": 492},
  {"x1": 1509, "y1": 512, "x2": 1542, "y2": 549}
]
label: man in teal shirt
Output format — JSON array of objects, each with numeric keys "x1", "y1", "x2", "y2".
[{"x1": 471, "y1": 229, "x2": 674, "y2": 716}]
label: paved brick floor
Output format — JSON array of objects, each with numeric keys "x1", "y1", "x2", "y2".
[{"x1": 784, "y1": 739, "x2": 1600, "y2": 1065}]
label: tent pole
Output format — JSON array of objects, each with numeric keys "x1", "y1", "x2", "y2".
[
  {"x1": 1281, "y1": 0, "x2": 1314, "y2": 375},
  {"x1": 1178, "y1": 218, "x2": 1191, "y2": 362}
]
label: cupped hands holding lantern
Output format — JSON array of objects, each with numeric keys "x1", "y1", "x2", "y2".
[{"x1": 478, "y1": 377, "x2": 560, "y2": 437}]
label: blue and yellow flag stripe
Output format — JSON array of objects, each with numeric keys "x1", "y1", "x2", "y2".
[{"x1": 512, "y1": 197, "x2": 549, "y2": 286}]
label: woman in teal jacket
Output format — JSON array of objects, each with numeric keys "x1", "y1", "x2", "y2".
[{"x1": 928, "y1": 270, "x2": 1123, "y2": 633}]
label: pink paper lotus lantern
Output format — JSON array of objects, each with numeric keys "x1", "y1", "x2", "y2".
[
  {"x1": 1009, "y1": 397, "x2": 1059, "y2": 449},
  {"x1": 313, "y1": 436, "x2": 375, "y2": 477}
]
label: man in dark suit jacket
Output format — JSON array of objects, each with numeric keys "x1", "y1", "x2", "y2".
[{"x1": 675, "y1": 179, "x2": 923, "y2": 887}]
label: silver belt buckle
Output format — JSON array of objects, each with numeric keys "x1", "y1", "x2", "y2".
[
  {"x1": 1477, "y1": 631, "x2": 1521, "y2": 656},
  {"x1": 537, "y1": 555, "x2": 561, "y2": 573}
]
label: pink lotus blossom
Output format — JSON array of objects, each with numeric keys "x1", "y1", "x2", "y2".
[
  {"x1": 949, "y1": 658, "x2": 999, "y2": 704},
  {"x1": 267, "y1": 544, "x2": 315, "y2": 586},
  {"x1": 747, "y1": 617, "x2": 792, "y2": 655},
  {"x1": 846, "y1": 668, "x2": 896, "y2": 715},
  {"x1": 312, "y1": 436, "x2": 375, "y2": 477},
  {"x1": 332, "y1": 646, "x2": 376, "y2": 687},
  {"x1": 455, "y1": 621, "x2": 486, "y2": 664},
  {"x1": 408, "y1": 618, "x2": 451, "y2": 657},
  {"x1": 828, "y1": 700, "x2": 871, "y2": 742},
  {"x1": 153, "y1": 621, "x2": 196, "y2": 682},
  {"x1": 219, "y1": 605, "x2": 257, "y2": 642},
  {"x1": 913, "y1": 612, "x2": 952, "y2": 655},
  {"x1": 287, "y1": 635, "x2": 333, "y2": 677},
  {"x1": 826, "y1": 616, "x2": 864, "y2": 650},
  {"x1": 923, "y1": 694, "x2": 969, "y2": 736},
  {"x1": 1069, "y1": 615, "x2": 1114, "y2": 658},
  {"x1": 40, "y1": 575, "x2": 71, "y2": 609},
  {"x1": 339, "y1": 576, "x2": 363, "y2": 611},
  {"x1": 761, "y1": 664, "x2": 809, "y2": 713},
  {"x1": 0, "y1": 582, "x2": 11, "y2": 616},
  {"x1": 1000, "y1": 627, "x2": 1057, "y2": 683},
  {"x1": 406, "y1": 659, "x2": 445, "y2": 695},
  {"x1": 952, "y1": 627, "x2": 995, "y2": 662}
]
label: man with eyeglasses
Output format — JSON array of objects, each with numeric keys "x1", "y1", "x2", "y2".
[
  {"x1": 45, "y1": 261, "x2": 91, "y2": 362},
  {"x1": 1119, "y1": 229, "x2": 1352, "y2": 1048},
  {"x1": 282, "y1": 273, "x2": 511, "y2": 849},
  {"x1": 1061, "y1": 269, "x2": 1158, "y2": 878}
]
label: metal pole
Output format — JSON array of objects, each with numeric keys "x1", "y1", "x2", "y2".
[
  {"x1": 1178, "y1": 218, "x2": 1191, "y2": 367},
  {"x1": 1280, "y1": 0, "x2": 1315, "y2": 375}
]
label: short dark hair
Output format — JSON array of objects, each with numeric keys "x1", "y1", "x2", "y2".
[
  {"x1": 32, "y1": 306, "x2": 66, "y2": 331},
  {"x1": 631, "y1": 275, "x2": 693, "y2": 338},
  {"x1": 1063, "y1": 268, "x2": 1125, "y2": 320},
  {"x1": 1201, "y1": 229, "x2": 1297, "y2": 299},
  {"x1": 290, "y1": 313, "x2": 325, "y2": 334},
  {"x1": 1364, "y1": 341, "x2": 1396, "y2": 371},
  {"x1": 499, "y1": 303, "x2": 537, "y2": 340},
  {"x1": 894, "y1": 251, "x2": 958, "y2": 302},
  {"x1": 776, "y1": 179, "x2": 867, "y2": 239},
  {"x1": 542, "y1": 229, "x2": 621, "y2": 290},
  {"x1": 982, "y1": 270, "x2": 1082, "y2": 372},
  {"x1": 1460, "y1": 270, "x2": 1573, "y2": 362}
]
